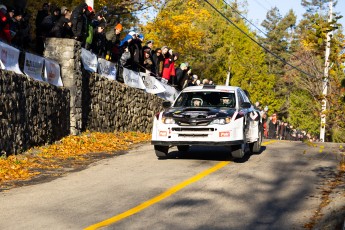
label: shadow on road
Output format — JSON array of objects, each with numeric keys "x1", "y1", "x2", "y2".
[{"x1": 162, "y1": 145, "x2": 267, "y2": 162}]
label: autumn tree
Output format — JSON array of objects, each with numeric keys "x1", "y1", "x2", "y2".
[
  {"x1": 142, "y1": 0, "x2": 280, "y2": 112},
  {"x1": 285, "y1": 0, "x2": 345, "y2": 141}
]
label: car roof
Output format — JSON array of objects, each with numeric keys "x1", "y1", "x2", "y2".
[{"x1": 181, "y1": 85, "x2": 239, "y2": 93}]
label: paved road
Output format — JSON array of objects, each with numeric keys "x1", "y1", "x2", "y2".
[{"x1": 0, "y1": 140, "x2": 340, "y2": 229}]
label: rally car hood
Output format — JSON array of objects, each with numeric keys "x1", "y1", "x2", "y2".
[{"x1": 162, "y1": 107, "x2": 237, "y2": 126}]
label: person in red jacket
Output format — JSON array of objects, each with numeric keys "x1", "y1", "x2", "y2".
[
  {"x1": 162, "y1": 47, "x2": 178, "y2": 84},
  {"x1": 0, "y1": 5, "x2": 11, "y2": 44}
]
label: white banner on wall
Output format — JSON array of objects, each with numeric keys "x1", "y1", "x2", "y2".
[
  {"x1": 24, "y1": 52, "x2": 44, "y2": 81},
  {"x1": 44, "y1": 58, "x2": 63, "y2": 87},
  {"x1": 0, "y1": 41, "x2": 23, "y2": 74},
  {"x1": 157, "y1": 81, "x2": 180, "y2": 102},
  {"x1": 81, "y1": 48, "x2": 98, "y2": 72},
  {"x1": 98, "y1": 58, "x2": 117, "y2": 81},
  {"x1": 142, "y1": 73, "x2": 166, "y2": 94},
  {"x1": 123, "y1": 68, "x2": 146, "y2": 90}
]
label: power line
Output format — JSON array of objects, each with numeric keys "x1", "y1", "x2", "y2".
[
  {"x1": 252, "y1": 0, "x2": 270, "y2": 11},
  {"x1": 203, "y1": 0, "x2": 317, "y2": 79},
  {"x1": 222, "y1": 0, "x2": 324, "y2": 76}
]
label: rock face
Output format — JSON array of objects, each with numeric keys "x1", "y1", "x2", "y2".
[
  {"x1": 0, "y1": 38, "x2": 164, "y2": 155},
  {"x1": 0, "y1": 70, "x2": 70, "y2": 155}
]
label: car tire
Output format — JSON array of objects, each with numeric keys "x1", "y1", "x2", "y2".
[
  {"x1": 177, "y1": 145, "x2": 190, "y2": 152},
  {"x1": 249, "y1": 125, "x2": 263, "y2": 153},
  {"x1": 231, "y1": 144, "x2": 245, "y2": 158},
  {"x1": 154, "y1": 145, "x2": 169, "y2": 158}
]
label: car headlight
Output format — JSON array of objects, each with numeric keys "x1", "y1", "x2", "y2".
[
  {"x1": 210, "y1": 117, "x2": 231, "y2": 125},
  {"x1": 162, "y1": 117, "x2": 175, "y2": 124}
]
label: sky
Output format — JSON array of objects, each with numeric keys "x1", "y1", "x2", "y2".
[{"x1": 246, "y1": 0, "x2": 345, "y2": 30}]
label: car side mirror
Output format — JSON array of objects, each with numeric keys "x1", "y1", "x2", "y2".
[
  {"x1": 241, "y1": 102, "x2": 251, "y2": 109},
  {"x1": 162, "y1": 101, "x2": 172, "y2": 108}
]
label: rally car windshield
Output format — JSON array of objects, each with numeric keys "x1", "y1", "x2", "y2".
[{"x1": 173, "y1": 92, "x2": 236, "y2": 108}]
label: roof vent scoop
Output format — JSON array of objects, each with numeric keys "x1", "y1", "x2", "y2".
[{"x1": 202, "y1": 85, "x2": 216, "y2": 89}]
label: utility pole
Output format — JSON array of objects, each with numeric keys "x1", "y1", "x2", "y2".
[
  {"x1": 225, "y1": 66, "x2": 231, "y2": 86},
  {"x1": 320, "y1": 1, "x2": 333, "y2": 142}
]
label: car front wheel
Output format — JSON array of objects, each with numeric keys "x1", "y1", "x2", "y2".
[
  {"x1": 249, "y1": 126, "x2": 263, "y2": 153},
  {"x1": 154, "y1": 145, "x2": 169, "y2": 158},
  {"x1": 231, "y1": 144, "x2": 245, "y2": 158}
]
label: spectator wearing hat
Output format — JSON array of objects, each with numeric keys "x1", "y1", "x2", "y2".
[
  {"x1": 130, "y1": 32, "x2": 143, "y2": 71},
  {"x1": 19, "y1": 10, "x2": 32, "y2": 50},
  {"x1": 106, "y1": 23, "x2": 122, "y2": 61},
  {"x1": 9, "y1": 10, "x2": 24, "y2": 48},
  {"x1": 71, "y1": 3, "x2": 89, "y2": 46},
  {"x1": 50, "y1": 8, "x2": 72, "y2": 38},
  {"x1": 35, "y1": 3, "x2": 50, "y2": 54},
  {"x1": 0, "y1": 4, "x2": 11, "y2": 43},
  {"x1": 41, "y1": 6, "x2": 61, "y2": 38},
  {"x1": 90, "y1": 21, "x2": 107, "y2": 58}
]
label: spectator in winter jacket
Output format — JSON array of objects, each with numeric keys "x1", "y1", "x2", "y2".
[
  {"x1": 9, "y1": 10, "x2": 24, "y2": 48},
  {"x1": 0, "y1": 5, "x2": 11, "y2": 43},
  {"x1": 91, "y1": 11, "x2": 106, "y2": 29},
  {"x1": 85, "y1": 7, "x2": 95, "y2": 50},
  {"x1": 152, "y1": 48, "x2": 163, "y2": 79},
  {"x1": 49, "y1": 11, "x2": 72, "y2": 38},
  {"x1": 90, "y1": 22, "x2": 107, "y2": 58},
  {"x1": 119, "y1": 32, "x2": 133, "y2": 47},
  {"x1": 175, "y1": 63, "x2": 188, "y2": 90},
  {"x1": 143, "y1": 50, "x2": 153, "y2": 74},
  {"x1": 41, "y1": 7, "x2": 61, "y2": 37},
  {"x1": 131, "y1": 33, "x2": 143, "y2": 70},
  {"x1": 71, "y1": 3, "x2": 89, "y2": 46},
  {"x1": 162, "y1": 49, "x2": 177, "y2": 84},
  {"x1": 35, "y1": 3, "x2": 50, "y2": 54},
  {"x1": 106, "y1": 23, "x2": 122, "y2": 61},
  {"x1": 268, "y1": 113, "x2": 279, "y2": 139}
]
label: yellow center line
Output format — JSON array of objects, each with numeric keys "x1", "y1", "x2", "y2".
[
  {"x1": 85, "y1": 141, "x2": 275, "y2": 230},
  {"x1": 262, "y1": 139, "x2": 278, "y2": 146},
  {"x1": 84, "y1": 161, "x2": 229, "y2": 230}
]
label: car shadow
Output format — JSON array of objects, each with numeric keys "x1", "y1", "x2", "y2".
[{"x1": 165, "y1": 145, "x2": 267, "y2": 162}]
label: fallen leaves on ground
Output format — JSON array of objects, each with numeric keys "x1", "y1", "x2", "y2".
[{"x1": 0, "y1": 131, "x2": 151, "y2": 186}]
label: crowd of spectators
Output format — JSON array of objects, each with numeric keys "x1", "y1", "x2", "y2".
[
  {"x1": 1, "y1": 2, "x2": 314, "y2": 141},
  {"x1": 254, "y1": 102, "x2": 317, "y2": 142},
  {"x1": 0, "y1": 2, "x2": 215, "y2": 91}
]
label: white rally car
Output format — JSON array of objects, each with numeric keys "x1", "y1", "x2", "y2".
[{"x1": 151, "y1": 85, "x2": 263, "y2": 159}]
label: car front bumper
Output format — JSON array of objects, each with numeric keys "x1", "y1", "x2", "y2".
[{"x1": 151, "y1": 140, "x2": 244, "y2": 146}]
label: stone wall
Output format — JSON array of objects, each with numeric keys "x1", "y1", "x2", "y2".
[
  {"x1": 0, "y1": 70, "x2": 70, "y2": 155},
  {"x1": 0, "y1": 38, "x2": 165, "y2": 155},
  {"x1": 82, "y1": 72, "x2": 164, "y2": 133}
]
